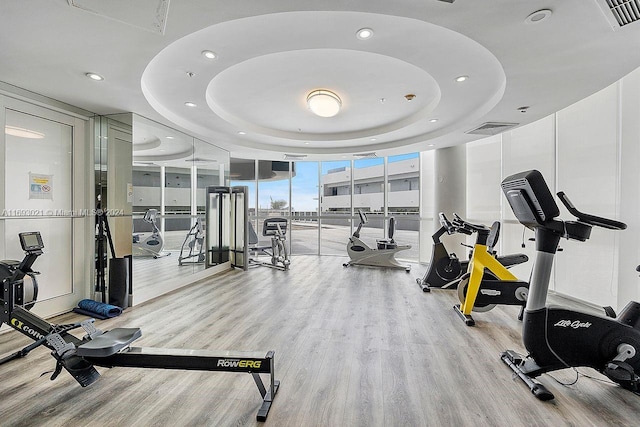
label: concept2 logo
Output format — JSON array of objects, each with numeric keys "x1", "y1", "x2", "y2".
[
  {"x1": 554, "y1": 320, "x2": 592, "y2": 329},
  {"x1": 217, "y1": 358, "x2": 262, "y2": 369},
  {"x1": 11, "y1": 318, "x2": 45, "y2": 340}
]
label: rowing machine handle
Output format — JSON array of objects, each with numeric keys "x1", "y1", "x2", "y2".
[{"x1": 557, "y1": 192, "x2": 626, "y2": 230}]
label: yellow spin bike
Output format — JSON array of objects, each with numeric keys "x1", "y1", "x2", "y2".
[{"x1": 450, "y1": 214, "x2": 530, "y2": 326}]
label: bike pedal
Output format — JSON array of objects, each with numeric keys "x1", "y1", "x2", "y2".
[{"x1": 604, "y1": 361, "x2": 637, "y2": 390}]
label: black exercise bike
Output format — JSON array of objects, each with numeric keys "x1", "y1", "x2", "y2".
[
  {"x1": 417, "y1": 212, "x2": 528, "y2": 292},
  {"x1": 500, "y1": 170, "x2": 640, "y2": 400}
]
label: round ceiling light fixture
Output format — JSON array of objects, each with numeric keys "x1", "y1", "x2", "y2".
[
  {"x1": 85, "y1": 72, "x2": 104, "y2": 81},
  {"x1": 525, "y1": 9, "x2": 552, "y2": 24},
  {"x1": 356, "y1": 28, "x2": 374, "y2": 40},
  {"x1": 202, "y1": 50, "x2": 217, "y2": 59},
  {"x1": 307, "y1": 90, "x2": 342, "y2": 118}
]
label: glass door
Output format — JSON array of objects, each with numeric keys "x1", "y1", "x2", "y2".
[{"x1": 1, "y1": 99, "x2": 88, "y2": 318}]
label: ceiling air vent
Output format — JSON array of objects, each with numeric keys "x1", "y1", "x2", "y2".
[
  {"x1": 596, "y1": 0, "x2": 640, "y2": 29},
  {"x1": 466, "y1": 122, "x2": 519, "y2": 136},
  {"x1": 353, "y1": 152, "x2": 378, "y2": 158},
  {"x1": 284, "y1": 154, "x2": 307, "y2": 160}
]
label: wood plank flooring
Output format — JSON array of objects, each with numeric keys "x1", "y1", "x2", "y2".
[{"x1": 1, "y1": 255, "x2": 640, "y2": 426}]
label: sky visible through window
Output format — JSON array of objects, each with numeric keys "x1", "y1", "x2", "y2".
[{"x1": 231, "y1": 153, "x2": 418, "y2": 212}]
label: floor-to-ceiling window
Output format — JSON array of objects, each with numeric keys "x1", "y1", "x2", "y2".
[
  {"x1": 387, "y1": 153, "x2": 420, "y2": 261},
  {"x1": 353, "y1": 157, "x2": 385, "y2": 249},
  {"x1": 291, "y1": 161, "x2": 319, "y2": 255},
  {"x1": 320, "y1": 160, "x2": 352, "y2": 256},
  {"x1": 229, "y1": 154, "x2": 421, "y2": 261}
]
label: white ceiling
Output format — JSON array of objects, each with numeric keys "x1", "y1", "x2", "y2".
[{"x1": 2, "y1": 0, "x2": 640, "y2": 162}]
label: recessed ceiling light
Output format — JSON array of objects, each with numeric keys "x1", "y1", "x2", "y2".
[
  {"x1": 428, "y1": 144, "x2": 435, "y2": 147},
  {"x1": 370, "y1": 138, "x2": 377, "y2": 141},
  {"x1": 304, "y1": 142, "x2": 310, "y2": 145},
  {"x1": 525, "y1": 9, "x2": 552, "y2": 24},
  {"x1": 166, "y1": 136, "x2": 174, "y2": 139},
  {"x1": 429, "y1": 118, "x2": 438, "y2": 123},
  {"x1": 202, "y1": 50, "x2": 217, "y2": 59},
  {"x1": 85, "y1": 72, "x2": 104, "y2": 81},
  {"x1": 185, "y1": 102, "x2": 197, "y2": 107},
  {"x1": 237, "y1": 131, "x2": 246, "y2": 135},
  {"x1": 455, "y1": 75, "x2": 468, "y2": 83},
  {"x1": 356, "y1": 28, "x2": 373, "y2": 40}
]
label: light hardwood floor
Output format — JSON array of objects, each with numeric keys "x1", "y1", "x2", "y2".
[{"x1": 1, "y1": 255, "x2": 640, "y2": 426}]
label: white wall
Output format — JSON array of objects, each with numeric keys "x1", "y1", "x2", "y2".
[{"x1": 451, "y1": 68, "x2": 640, "y2": 310}]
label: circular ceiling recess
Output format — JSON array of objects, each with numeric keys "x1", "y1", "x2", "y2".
[
  {"x1": 206, "y1": 48, "x2": 441, "y2": 140},
  {"x1": 141, "y1": 11, "x2": 505, "y2": 155}
]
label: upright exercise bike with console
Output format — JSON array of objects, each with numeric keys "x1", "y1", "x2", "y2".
[
  {"x1": 500, "y1": 169, "x2": 640, "y2": 400},
  {"x1": 132, "y1": 209, "x2": 170, "y2": 258},
  {"x1": 343, "y1": 210, "x2": 411, "y2": 272}
]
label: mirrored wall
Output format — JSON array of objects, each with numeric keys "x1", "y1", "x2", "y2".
[{"x1": 96, "y1": 113, "x2": 229, "y2": 306}]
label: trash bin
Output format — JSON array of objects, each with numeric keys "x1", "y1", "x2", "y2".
[{"x1": 109, "y1": 257, "x2": 129, "y2": 309}]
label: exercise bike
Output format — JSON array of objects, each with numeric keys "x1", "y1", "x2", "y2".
[
  {"x1": 178, "y1": 217, "x2": 205, "y2": 266},
  {"x1": 500, "y1": 169, "x2": 640, "y2": 401},
  {"x1": 0, "y1": 231, "x2": 280, "y2": 421},
  {"x1": 132, "y1": 209, "x2": 170, "y2": 258},
  {"x1": 343, "y1": 210, "x2": 411, "y2": 272},
  {"x1": 452, "y1": 213, "x2": 531, "y2": 326},
  {"x1": 417, "y1": 212, "x2": 528, "y2": 292}
]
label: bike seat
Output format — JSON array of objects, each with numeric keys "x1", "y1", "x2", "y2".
[
  {"x1": 76, "y1": 328, "x2": 142, "y2": 358},
  {"x1": 376, "y1": 239, "x2": 397, "y2": 250}
]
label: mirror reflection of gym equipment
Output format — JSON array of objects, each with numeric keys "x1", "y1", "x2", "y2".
[
  {"x1": 132, "y1": 209, "x2": 170, "y2": 258},
  {"x1": 178, "y1": 217, "x2": 205, "y2": 266}
]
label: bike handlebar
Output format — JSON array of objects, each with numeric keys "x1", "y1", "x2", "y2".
[
  {"x1": 557, "y1": 192, "x2": 627, "y2": 231},
  {"x1": 452, "y1": 213, "x2": 489, "y2": 234}
]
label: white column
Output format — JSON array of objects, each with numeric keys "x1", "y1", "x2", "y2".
[{"x1": 433, "y1": 145, "x2": 467, "y2": 252}]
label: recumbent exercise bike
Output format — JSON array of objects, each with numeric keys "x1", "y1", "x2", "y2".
[{"x1": 343, "y1": 210, "x2": 411, "y2": 272}]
